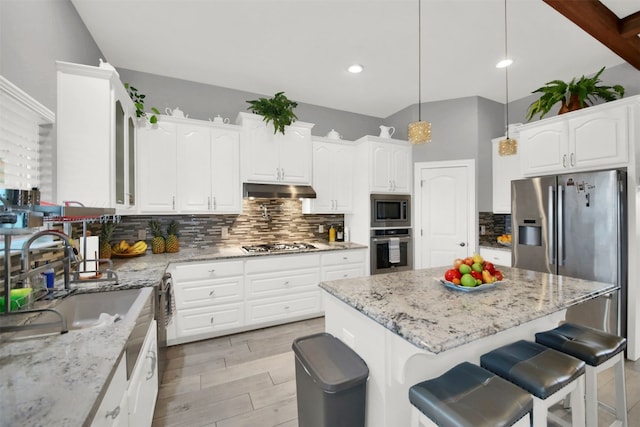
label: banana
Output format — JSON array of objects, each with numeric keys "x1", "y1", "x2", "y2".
[{"x1": 129, "y1": 241, "x2": 147, "y2": 253}]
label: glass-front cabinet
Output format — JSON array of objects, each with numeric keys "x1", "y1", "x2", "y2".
[{"x1": 56, "y1": 61, "x2": 136, "y2": 210}]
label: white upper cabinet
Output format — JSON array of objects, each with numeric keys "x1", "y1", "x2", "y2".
[
  {"x1": 237, "y1": 112, "x2": 314, "y2": 184},
  {"x1": 137, "y1": 120, "x2": 178, "y2": 212},
  {"x1": 519, "y1": 100, "x2": 631, "y2": 177},
  {"x1": 56, "y1": 61, "x2": 137, "y2": 210},
  {"x1": 361, "y1": 137, "x2": 412, "y2": 194},
  {"x1": 492, "y1": 137, "x2": 522, "y2": 213},
  {"x1": 302, "y1": 138, "x2": 355, "y2": 214},
  {"x1": 138, "y1": 116, "x2": 241, "y2": 214}
]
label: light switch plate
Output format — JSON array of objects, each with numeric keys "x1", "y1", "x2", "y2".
[
  {"x1": 318, "y1": 225, "x2": 324, "y2": 233},
  {"x1": 221, "y1": 226, "x2": 229, "y2": 239},
  {"x1": 138, "y1": 229, "x2": 146, "y2": 240}
]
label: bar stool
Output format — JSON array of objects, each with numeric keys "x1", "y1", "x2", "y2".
[
  {"x1": 535, "y1": 323, "x2": 628, "y2": 427},
  {"x1": 480, "y1": 340, "x2": 586, "y2": 427},
  {"x1": 408, "y1": 362, "x2": 532, "y2": 427}
]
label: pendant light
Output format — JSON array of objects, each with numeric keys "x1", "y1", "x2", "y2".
[
  {"x1": 498, "y1": 0, "x2": 517, "y2": 156},
  {"x1": 407, "y1": 0, "x2": 432, "y2": 144}
]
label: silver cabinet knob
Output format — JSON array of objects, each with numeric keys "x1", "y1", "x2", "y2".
[{"x1": 459, "y1": 242, "x2": 466, "y2": 247}]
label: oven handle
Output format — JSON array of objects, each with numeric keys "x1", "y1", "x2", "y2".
[{"x1": 371, "y1": 236, "x2": 412, "y2": 242}]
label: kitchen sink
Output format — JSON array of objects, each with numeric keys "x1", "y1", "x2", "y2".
[{"x1": 3, "y1": 288, "x2": 151, "y2": 337}]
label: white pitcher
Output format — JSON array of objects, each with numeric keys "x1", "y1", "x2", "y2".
[
  {"x1": 165, "y1": 107, "x2": 187, "y2": 118},
  {"x1": 326, "y1": 129, "x2": 342, "y2": 140},
  {"x1": 379, "y1": 125, "x2": 395, "y2": 138},
  {"x1": 212, "y1": 114, "x2": 230, "y2": 124}
]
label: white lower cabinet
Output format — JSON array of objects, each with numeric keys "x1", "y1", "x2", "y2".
[
  {"x1": 92, "y1": 356, "x2": 128, "y2": 427},
  {"x1": 479, "y1": 247, "x2": 512, "y2": 267},
  {"x1": 321, "y1": 249, "x2": 366, "y2": 281},
  {"x1": 167, "y1": 250, "x2": 365, "y2": 345},
  {"x1": 91, "y1": 320, "x2": 157, "y2": 427},
  {"x1": 128, "y1": 320, "x2": 158, "y2": 427}
]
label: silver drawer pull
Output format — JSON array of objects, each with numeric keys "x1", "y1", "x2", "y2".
[
  {"x1": 105, "y1": 406, "x2": 120, "y2": 420},
  {"x1": 210, "y1": 316, "x2": 215, "y2": 324},
  {"x1": 209, "y1": 290, "x2": 215, "y2": 296},
  {"x1": 208, "y1": 269, "x2": 215, "y2": 273},
  {"x1": 283, "y1": 305, "x2": 290, "y2": 310}
]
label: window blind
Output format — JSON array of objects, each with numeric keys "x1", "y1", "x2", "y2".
[{"x1": 0, "y1": 76, "x2": 55, "y2": 195}]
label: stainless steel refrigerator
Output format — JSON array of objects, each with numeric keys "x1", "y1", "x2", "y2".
[{"x1": 511, "y1": 169, "x2": 627, "y2": 337}]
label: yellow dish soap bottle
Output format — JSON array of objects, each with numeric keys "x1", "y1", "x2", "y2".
[{"x1": 328, "y1": 225, "x2": 336, "y2": 242}]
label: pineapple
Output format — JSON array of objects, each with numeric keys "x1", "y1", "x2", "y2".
[
  {"x1": 149, "y1": 220, "x2": 165, "y2": 254},
  {"x1": 165, "y1": 220, "x2": 180, "y2": 253},
  {"x1": 99, "y1": 222, "x2": 115, "y2": 259}
]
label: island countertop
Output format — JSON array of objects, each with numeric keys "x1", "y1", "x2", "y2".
[{"x1": 319, "y1": 265, "x2": 618, "y2": 354}]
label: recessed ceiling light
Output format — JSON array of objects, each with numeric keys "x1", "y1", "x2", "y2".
[
  {"x1": 347, "y1": 64, "x2": 364, "y2": 74},
  {"x1": 496, "y1": 59, "x2": 513, "y2": 68}
]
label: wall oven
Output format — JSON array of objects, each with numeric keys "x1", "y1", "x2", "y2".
[
  {"x1": 370, "y1": 229, "x2": 413, "y2": 275},
  {"x1": 370, "y1": 194, "x2": 410, "y2": 228}
]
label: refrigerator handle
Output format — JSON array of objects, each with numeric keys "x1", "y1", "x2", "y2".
[
  {"x1": 558, "y1": 184, "x2": 564, "y2": 267},
  {"x1": 548, "y1": 186, "x2": 555, "y2": 264}
]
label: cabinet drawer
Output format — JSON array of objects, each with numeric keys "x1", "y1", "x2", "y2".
[
  {"x1": 479, "y1": 247, "x2": 512, "y2": 267},
  {"x1": 323, "y1": 265, "x2": 364, "y2": 281},
  {"x1": 247, "y1": 291, "x2": 321, "y2": 325},
  {"x1": 170, "y1": 260, "x2": 243, "y2": 281},
  {"x1": 174, "y1": 277, "x2": 243, "y2": 309},
  {"x1": 321, "y1": 250, "x2": 366, "y2": 266},
  {"x1": 247, "y1": 269, "x2": 320, "y2": 299},
  {"x1": 245, "y1": 253, "x2": 320, "y2": 274},
  {"x1": 176, "y1": 303, "x2": 244, "y2": 338}
]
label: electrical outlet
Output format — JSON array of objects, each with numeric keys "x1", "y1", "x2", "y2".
[
  {"x1": 318, "y1": 225, "x2": 324, "y2": 233},
  {"x1": 480, "y1": 225, "x2": 486, "y2": 235},
  {"x1": 221, "y1": 226, "x2": 229, "y2": 239},
  {"x1": 138, "y1": 229, "x2": 146, "y2": 240}
]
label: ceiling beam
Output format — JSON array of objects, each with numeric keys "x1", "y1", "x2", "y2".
[{"x1": 543, "y1": 0, "x2": 640, "y2": 71}]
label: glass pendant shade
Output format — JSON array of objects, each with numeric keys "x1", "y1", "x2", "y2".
[
  {"x1": 498, "y1": 137, "x2": 517, "y2": 156},
  {"x1": 408, "y1": 120, "x2": 432, "y2": 144}
]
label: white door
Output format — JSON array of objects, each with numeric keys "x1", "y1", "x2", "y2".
[{"x1": 414, "y1": 160, "x2": 476, "y2": 269}]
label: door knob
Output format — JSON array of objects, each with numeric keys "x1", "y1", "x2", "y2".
[{"x1": 459, "y1": 242, "x2": 466, "y2": 247}]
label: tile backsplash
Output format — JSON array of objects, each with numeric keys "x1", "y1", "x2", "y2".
[
  {"x1": 478, "y1": 212, "x2": 511, "y2": 246},
  {"x1": 92, "y1": 199, "x2": 344, "y2": 249}
]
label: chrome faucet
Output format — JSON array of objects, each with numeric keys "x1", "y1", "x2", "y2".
[{"x1": 21, "y1": 230, "x2": 79, "y2": 290}]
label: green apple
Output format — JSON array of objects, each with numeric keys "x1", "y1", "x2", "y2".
[
  {"x1": 471, "y1": 262, "x2": 483, "y2": 272},
  {"x1": 459, "y1": 264, "x2": 472, "y2": 275},
  {"x1": 460, "y1": 273, "x2": 477, "y2": 287}
]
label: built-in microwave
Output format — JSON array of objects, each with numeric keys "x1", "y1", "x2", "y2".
[{"x1": 370, "y1": 194, "x2": 411, "y2": 228}]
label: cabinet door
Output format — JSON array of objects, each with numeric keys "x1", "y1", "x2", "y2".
[
  {"x1": 91, "y1": 356, "x2": 127, "y2": 427},
  {"x1": 211, "y1": 128, "x2": 241, "y2": 213},
  {"x1": 491, "y1": 138, "x2": 521, "y2": 213},
  {"x1": 370, "y1": 143, "x2": 392, "y2": 192},
  {"x1": 128, "y1": 321, "x2": 158, "y2": 427},
  {"x1": 479, "y1": 247, "x2": 512, "y2": 267},
  {"x1": 333, "y1": 144, "x2": 355, "y2": 212},
  {"x1": 278, "y1": 126, "x2": 312, "y2": 184},
  {"x1": 115, "y1": 100, "x2": 126, "y2": 206},
  {"x1": 391, "y1": 145, "x2": 412, "y2": 193},
  {"x1": 242, "y1": 119, "x2": 279, "y2": 182},
  {"x1": 176, "y1": 123, "x2": 211, "y2": 212},
  {"x1": 570, "y1": 105, "x2": 628, "y2": 170},
  {"x1": 309, "y1": 143, "x2": 336, "y2": 212},
  {"x1": 520, "y1": 122, "x2": 568, "y2": 176},
  {"x1": 137, "y1": 121, "x2": 177, "y2": 212}
]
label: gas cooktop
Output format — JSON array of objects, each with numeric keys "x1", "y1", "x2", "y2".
[{"x1": 241, "y1": 242, "x2": 317, "y2": 253}]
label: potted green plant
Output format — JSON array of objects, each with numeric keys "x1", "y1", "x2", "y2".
[
  {"x1": 246, "y1": 91, "x2": 298, "y2": 134},
  {"x1": 526, "y1": 67, "x2": 624, "y2": 121},
  {"x1": 125, "y1": 83, "x2": 160, "y2": 124}
]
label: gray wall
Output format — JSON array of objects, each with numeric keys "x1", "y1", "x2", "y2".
[
  {"x1": 0, "y1": 0, "x2": 104, "y2": 112},
  {"x1": 117, "y1": 68, "x2": 383, "y2": 141},
  {"x1": 384, "y1": 96, "x2": 503, "y2": 212}
]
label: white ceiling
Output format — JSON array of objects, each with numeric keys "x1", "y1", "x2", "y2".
[{"x1": 71, "y1": 0, "x2": 634, "y2": 118}]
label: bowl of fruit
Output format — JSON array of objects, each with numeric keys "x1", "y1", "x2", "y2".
[
  {"x1": 497, "y1": 234, "x2": 512, "y2": 247},
  {"x1": 438, "y1": 253, "x2": 505, "y2": 292}
]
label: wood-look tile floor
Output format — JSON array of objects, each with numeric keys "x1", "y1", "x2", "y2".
[{"x1": 152, "y1": 317, "x2": 640, "y2": 427}]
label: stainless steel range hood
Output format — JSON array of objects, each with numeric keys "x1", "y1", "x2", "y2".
[{"x1": 242, "y1": 183, "x2": 316, "y2": 199}]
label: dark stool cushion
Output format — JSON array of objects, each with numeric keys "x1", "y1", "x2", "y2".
[
  {"x1": 409, "y1": 362, "x2": 532, "y2": 427},
  {"x1": 480, "y1": 340, "x2": 585, "y2": 399},
  {"x1": 535, "y1": 323, "x2": 627, "y2": 366}
]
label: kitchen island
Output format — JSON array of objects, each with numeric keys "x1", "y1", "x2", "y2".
[{"x1": 319, "y1": 266, "x2": 618, "y2": 427}]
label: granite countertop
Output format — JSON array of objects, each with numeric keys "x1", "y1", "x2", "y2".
[
  {"x1": 479, "y1": 242, "x2": 512, "y2": 251},
  {"x1": 319, "y1": 266, "x2": 617, "y2": 354},
  {"x1": 0, "y1": 241, "x2": 366, "y2": 427}
]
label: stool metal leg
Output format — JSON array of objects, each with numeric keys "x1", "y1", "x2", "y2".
[{"x1": 613, "y1": 353, "x2": 628, "y2": 427}]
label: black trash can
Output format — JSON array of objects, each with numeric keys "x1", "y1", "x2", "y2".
[{"x1": 292, "y1": 332, "x2": 369, "y2": 427}]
